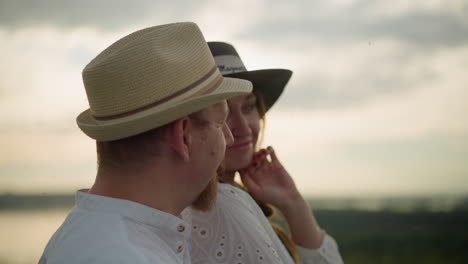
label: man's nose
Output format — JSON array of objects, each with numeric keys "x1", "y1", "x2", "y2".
[{"x1": 223, "y1": 123, "x2": 234, "y2": 146}]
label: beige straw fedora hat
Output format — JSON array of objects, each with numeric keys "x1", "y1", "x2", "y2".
[{"x1": 77, "y1": 22, "x2": 252, "y2": 141}]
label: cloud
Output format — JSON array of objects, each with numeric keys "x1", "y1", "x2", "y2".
[
  {"x1": 238, "y1": 38, "x2": 468, "y2": 110},
  {"x1": 0, "y1": 28, "x2": 101, "y2": 126},
  {"x1": 0, "y1": 0, "x2": 467, "y2": 195},
  {"x1": 3, "y1": 0, "x2": 465, "y2": 51},
  {"x1": 0, "y1": 0, "x2": 209, "y2": 31},
  {"x1": 235, "y1": 0, "x2": 468, "y2": 49}
]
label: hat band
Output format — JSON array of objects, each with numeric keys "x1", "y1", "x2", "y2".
[
  {"x1": 214, "y1": 55, "x2": 247, "y2": 75},
  {"x1": 93, "y1": 66, "x2": 222, "y2": 121}
]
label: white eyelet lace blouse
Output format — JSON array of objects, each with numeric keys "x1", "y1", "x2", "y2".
[{"x1": 182, "y1": 183, "x2": 343, "y2": 264}]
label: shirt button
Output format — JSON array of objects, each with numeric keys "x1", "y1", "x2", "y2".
[
  {"x1": 177, "y1": 245, "x2": 184, "y2": 253},
  {"x1": 177, "y1": 225, "x2": 185, "y2": 232}
]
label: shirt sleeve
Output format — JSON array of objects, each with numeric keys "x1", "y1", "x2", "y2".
[{"x1": 296, "y1": 232, "x2": 344, "y2": 264}]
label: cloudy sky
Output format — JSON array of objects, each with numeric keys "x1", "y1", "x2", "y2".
[{"x1": 1, "y1": 0, "x2": 467, "y2": 197}]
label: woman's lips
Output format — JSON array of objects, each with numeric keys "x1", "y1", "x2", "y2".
[{"x1": 228, "y1": 141, "x2": 253, "y2": 152}]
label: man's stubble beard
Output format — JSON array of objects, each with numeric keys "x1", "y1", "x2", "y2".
[{"x1": 191, "y1": 162, "x2": 225, "y2": 211}]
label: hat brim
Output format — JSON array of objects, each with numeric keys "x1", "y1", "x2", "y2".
[
  {"x1": 224, "y1": 69, "x2": 292, "y2": 111},
  {"x1": 76, "y1": 77, "x2": 252, "y2": 141}
]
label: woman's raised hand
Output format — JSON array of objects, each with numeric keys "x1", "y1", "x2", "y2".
[{"x1": 240, "y1": 146, "x2": 302, "y2": 210}]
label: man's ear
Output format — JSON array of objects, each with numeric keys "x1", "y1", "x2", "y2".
[{"x1": 167, "y1": 117, "x2": 192, "y2": 162}]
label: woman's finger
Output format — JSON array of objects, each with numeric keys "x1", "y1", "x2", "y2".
[
  {"x1": 240, "y1": 170, "x2": 260, "y2": 193},
  {"x1": 257, "y1": 149, "x2": 270, "y2": 166},
  {"x1": 249, "y1": 161, "x2": 262, "y2": 176},
  {"x1": 267, "y1": 146, "x2": 279, "y2": 163}
]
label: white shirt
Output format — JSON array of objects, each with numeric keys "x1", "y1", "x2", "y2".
[
  {"x1": 182, "y1": 183, "x2": 343, "y2": 264},
  {"x1": 39, "y1": 190, "x2": 191, "y2": 264}
]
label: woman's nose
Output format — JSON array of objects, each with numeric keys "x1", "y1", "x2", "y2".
[{"x1": 228, "y1": 113, "x2": 250, "y2": 137}]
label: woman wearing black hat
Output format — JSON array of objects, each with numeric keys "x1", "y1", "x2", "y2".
[{"x1": 183, "y1": 42, "x2": 343, "y2": 264}]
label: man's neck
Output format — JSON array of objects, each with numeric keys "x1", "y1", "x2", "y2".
[
  {"x1": 220, "y1": 170, "x2": 236, "y2": 184},
  {"x1": 89, "y1": 165, "x2": 193, "y2": 216}
]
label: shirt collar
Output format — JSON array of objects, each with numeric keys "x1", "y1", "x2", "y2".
[{"x1": 75, "y1": 190, "x2": 191, "y2": 239}]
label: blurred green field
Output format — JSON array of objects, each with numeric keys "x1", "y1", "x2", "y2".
[
  {"x1": 271, "y1": 199, "x2": 468, "y2": 264},
  {"x1": 1, "y1": 194, "x2": 467, "y2": 263},
  {"x1": 315, "y1": 209, "x2": 467, "y2": 264}
]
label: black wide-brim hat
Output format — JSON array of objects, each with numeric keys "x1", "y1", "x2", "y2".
[{"x1": 208, "y1": 42, "x2": 292, "y2": 111}]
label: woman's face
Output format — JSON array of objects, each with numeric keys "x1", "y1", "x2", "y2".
[{"x1": 225, "y1": 93, "x2": 261, "y2": 171}]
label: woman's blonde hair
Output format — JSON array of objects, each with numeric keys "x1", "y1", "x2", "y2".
[{"x1": 249, "y1": 90, "x2": 300, "y2": 263}]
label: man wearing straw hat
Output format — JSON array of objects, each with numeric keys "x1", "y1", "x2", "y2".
[{"x1": 39, "y1": 22, "x2": 252, "y2": 264}]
